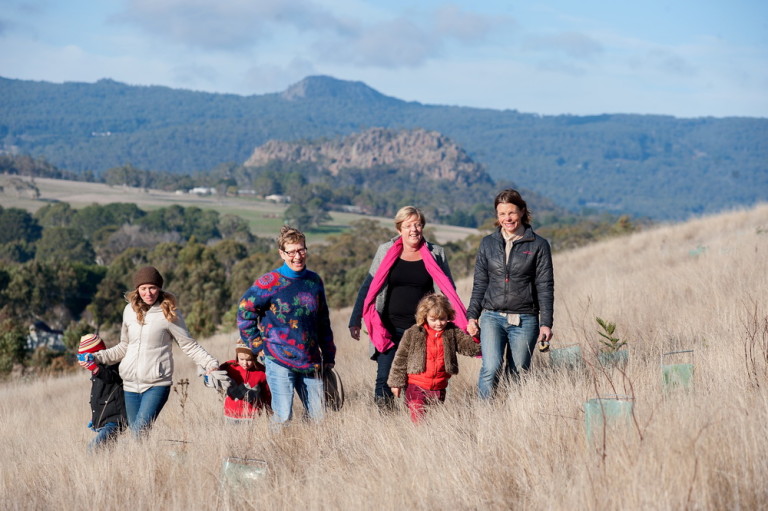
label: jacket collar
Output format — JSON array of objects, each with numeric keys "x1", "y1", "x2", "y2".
[{"x1": 492, "y1": 226, "x2": 534, "y2": 242}]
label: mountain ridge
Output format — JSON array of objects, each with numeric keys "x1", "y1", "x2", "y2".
[{"x1": 2, "y1": 74, "x2": 766, "y2": 220}]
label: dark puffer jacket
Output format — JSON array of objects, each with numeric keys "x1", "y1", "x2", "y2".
[
  {"x1": 90, "y1": 363, "x2": 127, "y2": 429},
  {"x1": 467, "y1": 227, "x2": 554, "y2": 328}
]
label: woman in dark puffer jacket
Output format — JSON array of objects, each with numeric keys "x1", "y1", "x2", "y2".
[{"x1": 466, "y1": 189, "x2": 554, "y2": 399}]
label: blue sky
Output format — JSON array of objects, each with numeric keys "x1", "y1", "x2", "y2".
[{"x1": 1, "y1": 0, "x2": 766, "y2": 117}]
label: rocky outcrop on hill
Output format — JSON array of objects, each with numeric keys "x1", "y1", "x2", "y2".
[
  {"x1": 244, "y1": 127, "x2": 493, "y2": 188},
  {"x1": 280, "y1": 75, "x2": 395, "y2": 103}
]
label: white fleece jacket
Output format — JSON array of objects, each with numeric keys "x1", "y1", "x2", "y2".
[{"x1": 95, "y1": 303, "x2": 219, "y2": 393}]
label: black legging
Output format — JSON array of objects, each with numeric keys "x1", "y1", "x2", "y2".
[{"x1": 374, "y1": 327, "x2": 406, "y2": 404}]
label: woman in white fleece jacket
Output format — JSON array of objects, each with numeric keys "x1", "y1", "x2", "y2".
[{"x1": 94, "y1": 266, "x2": 221, "y2": 436}]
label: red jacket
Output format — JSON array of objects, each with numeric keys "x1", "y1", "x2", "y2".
[
  {"x1": 408, "y1": 325, "x2": 450, "y2": 391},
  {"x1": 221, "y1": 360, "x2": 271, "y2": 419}
]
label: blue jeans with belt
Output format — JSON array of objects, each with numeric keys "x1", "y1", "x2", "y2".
[{"x1": 477, "y1": 311, "x2": 539, "y2": 399}]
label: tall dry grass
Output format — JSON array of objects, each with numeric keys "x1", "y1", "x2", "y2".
[{"x1": 2, "y1": 204, "x2": 768, "y2": 510}]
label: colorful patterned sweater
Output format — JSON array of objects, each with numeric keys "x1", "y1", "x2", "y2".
[{"x1": 237, "y1": 264, "x2": 335, "y2": 372}]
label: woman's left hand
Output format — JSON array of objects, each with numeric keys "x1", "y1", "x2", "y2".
[
  {"x1": 203, "y1": 369, "x2": 232, "y2": 391},
  {"x1": 467, "y1": 319, "x2": 480, "y2": 337}
]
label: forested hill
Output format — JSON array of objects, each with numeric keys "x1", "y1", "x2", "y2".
[{"x1": 2, "y1": 75, "x2": 767, "y2": 220}]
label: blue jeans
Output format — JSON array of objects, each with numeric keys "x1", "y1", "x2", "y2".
[
  {"x1": 124, "y1": 386, "x2": 171, "y2": 436},
  {"x1": 478, "y1": 311, "x2": 539, "y2": 399},
  {"x1": 88, "y1": 421, "x2": 122, "y2": 451},
  {"x1": 265, "y1": 357, "x2": 325, "y2": 424}
]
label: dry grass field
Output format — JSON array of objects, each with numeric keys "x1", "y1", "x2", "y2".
[{"x1": 2, "y1": 203, "x2": 767, "y2": 510}]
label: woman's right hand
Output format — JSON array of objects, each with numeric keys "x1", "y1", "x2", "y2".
[{"x1": 349, "y1": 326, "x2": 361, "y2": 341}]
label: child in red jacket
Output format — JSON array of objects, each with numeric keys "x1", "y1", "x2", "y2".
[
  {"x1": 388, "y1": 294, "x2": 481, "y2": 423},
  {"x1": 220, "y1": 342, "x2": 271, "y2": 423}
]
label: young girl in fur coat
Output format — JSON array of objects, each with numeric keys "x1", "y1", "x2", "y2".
[{"x1": 388, "y1": 294, "x2": 481, "y2": 423}]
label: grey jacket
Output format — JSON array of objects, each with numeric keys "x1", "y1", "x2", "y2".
[
  {"x1": 348, "y1": 236, "x2": 454, "y2": 329},
  {"x1": 467, "y1": 227, "x2": 554, "y2": 328}
]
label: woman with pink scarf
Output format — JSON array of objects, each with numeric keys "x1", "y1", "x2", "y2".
[{"x1": 348, "y1": 206, "x2": 468, "y2": 412}]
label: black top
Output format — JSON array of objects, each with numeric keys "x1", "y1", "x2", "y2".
[{"x1": 384, "y1": 258, "x2": 433, "y2": 330}]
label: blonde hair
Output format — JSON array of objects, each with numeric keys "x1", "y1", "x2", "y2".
[
  {"x1": 415, "y1": 294, "x2": 455, "y2": 326},
  {"x1": 277, "y1": 225, "x2": 306, "y2": 251},
  {"x1": 394, "y1": 206, "x2": 426, "y2": 232},
  {"x1": 127, "y1": 289, "x2": 178, "y2": 324}
]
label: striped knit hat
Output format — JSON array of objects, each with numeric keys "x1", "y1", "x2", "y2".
[
  {"x1": 235, "y1": 341, "x2": 253, "y2": 359},
  {"x1": 79, "y1": 333, "x2": 106, "y2": 354}
]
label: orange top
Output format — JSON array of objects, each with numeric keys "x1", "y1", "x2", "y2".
[{"x1": 408, "y1": 324, "x2": 450, "y2": 391}]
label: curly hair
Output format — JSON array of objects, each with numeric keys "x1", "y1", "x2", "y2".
[
  {"x1": 276, "y1": 225, "x2": 306, "y2": 251},
  {"x1": 415, "y1": 293, "x2": 455, "y2": 326},
  {"x1": 126, "y1": 289, "x2": 178, "y2": 324}
]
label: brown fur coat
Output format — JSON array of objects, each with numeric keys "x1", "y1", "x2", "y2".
[{"x1": 387, "y1": 323, "x2": 481, "y2": 389}]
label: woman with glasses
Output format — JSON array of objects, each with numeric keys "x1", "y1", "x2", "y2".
[
  {"x1": 348, "y1": 206, "x2": 468, "y2": 412},
  {"x1": 466, "y1": 189, "x2": 554, "y2": 399},
  {"x1": 237, "y1": 226, "x2": 335, "y2": 424}
]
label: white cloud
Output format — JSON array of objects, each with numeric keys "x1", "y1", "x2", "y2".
[
  {"x1": 318, "y1": 17, "x2": 438, "y2": 68},
  {"x1": 113, "y1": 0, "x2": 343, "y2": 51},
  {"x1": 523, "y1": 31, "x2": 604, "y2": 59},
  {"x1": 434, "y1": 4, "x2": 499, "y2": 42}
]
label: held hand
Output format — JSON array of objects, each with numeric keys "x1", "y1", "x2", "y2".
[
  {"x1": 467, "y1": 319, "x2": 480, "y2": 337},
  {"x1": 76, "y1": 352, "x2": 94, "y2": 365},
  {"x1": 77, "y1": 353, "x2": 99, "y2": 373},
  {"x1": 349, "y1": 326, "x2": 360, "y2": 341},
  {"x1": 391, "y1": 387, "x2": 401, "y2": 398},
  {"x1": 203, "y1": 369, "x2": 232, "y2": 392}
]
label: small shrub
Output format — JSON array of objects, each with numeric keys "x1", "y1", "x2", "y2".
[{"x1": 596, "y1": 317, "x2": 626, "y2": 352}]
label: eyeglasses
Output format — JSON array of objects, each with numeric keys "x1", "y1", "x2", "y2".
[
  {"x1": 281, "y1": 248, "x2": 308, "y2": 258},
  {"x1": 401, "y1": 223, "x2": 424, "y2": 231}
]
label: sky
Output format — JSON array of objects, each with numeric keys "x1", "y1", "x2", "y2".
[{"x1": 1, "y1": 0, "x2": 767, "y2": 118}]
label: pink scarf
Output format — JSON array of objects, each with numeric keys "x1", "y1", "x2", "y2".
[{"x1": 362, "y1": 238, "x2": 468, "y2": 353}]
